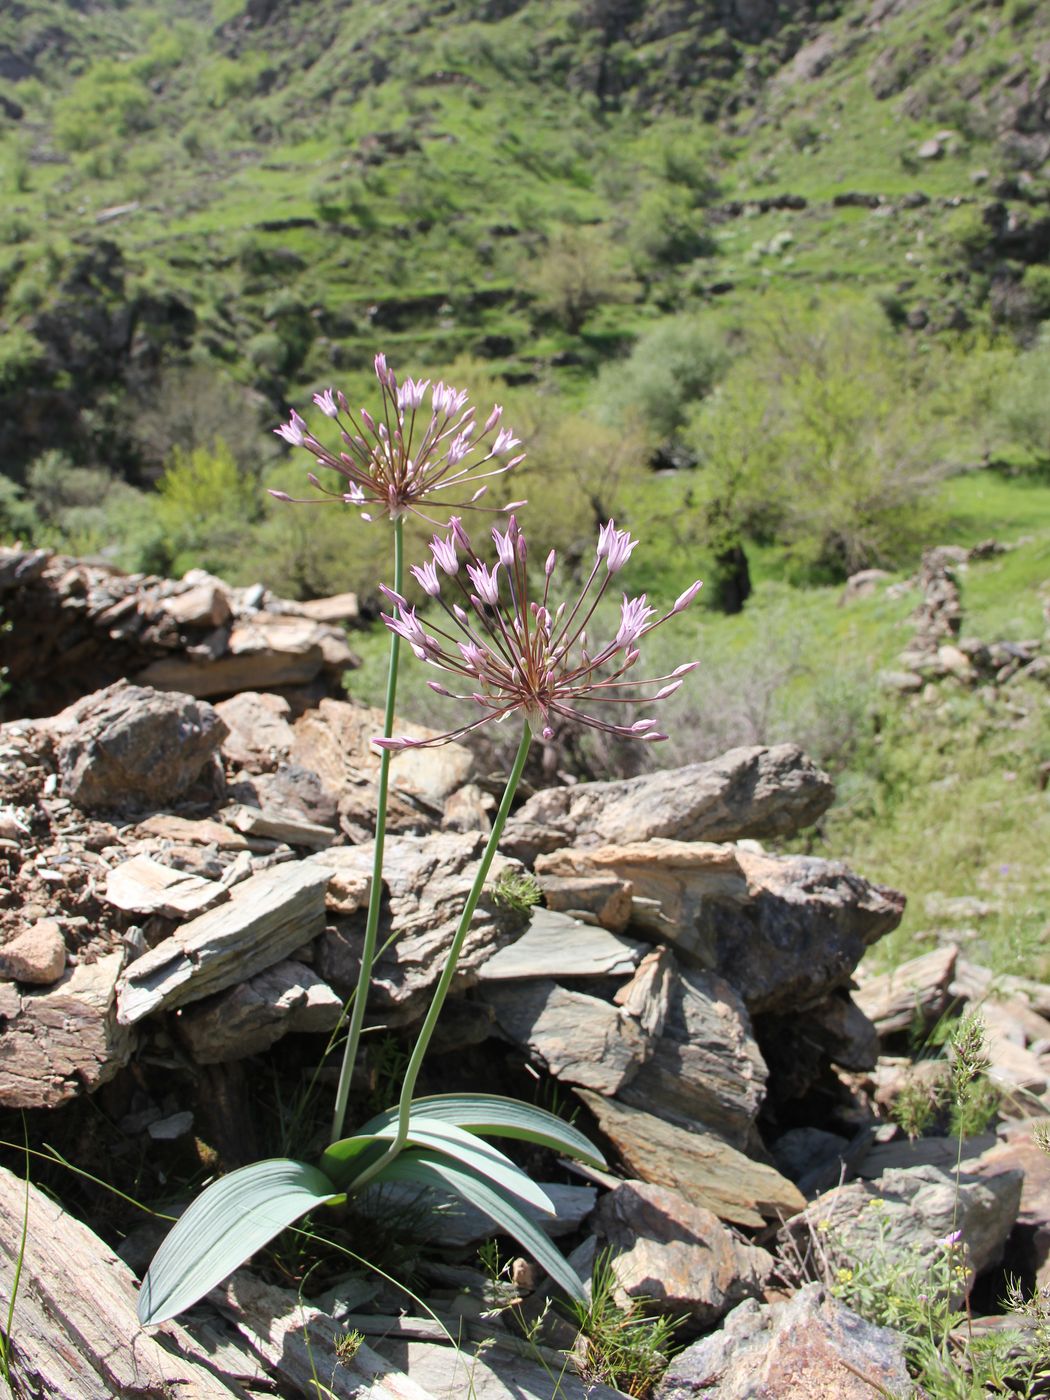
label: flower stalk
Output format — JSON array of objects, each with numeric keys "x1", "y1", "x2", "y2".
[{"x1": 330, "y1": 516, "x2": 404, "y2": 1144}]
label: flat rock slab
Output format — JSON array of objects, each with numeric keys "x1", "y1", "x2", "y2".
[
  {"x1": 655, "y1": 1284, "x2": 911, "y2": 1400},
  {"x1": 0, "y1": 1166, "x2": 242, "y2": 1399},
  {"x1": 223, "y1": 801, "x2": 337, "y2": 849},
  {"x1": 478, "y1": 907, "x2": 650, "y2": 980},
  {"x1": 503, "y1": 744, "x2": 834, "y2": 863},
  {"x1": 577, "y1": 1090, "x2": 805, "y2": 1229},
  {"x1": 370, "y1": 1337, "x2": 627, "y2": 1400},
  {"x1": 117, "y1": 862, "x2": 330, "y2": 1023},
  {"x1": 0, "y1": 951, "x2": 134, "y2": 1108},
  {"x1": 104, "y1": 853, "x2": 230, "y2": 919},
  {"x1": 543, "y1": 840, "x2": 904, "y2": 1015},
  {"x1": 136, "y1": 612, "x2": 354, "y2": 697},
  {"x1": 482, "y1": 978, "x2": 650, "y2": 1094},
  {"x1": 594, "y1": 1179, "x2": 774, "y2": 1325},
  {"x1": 54, "y1": 680, "x2": 227, "y2": 811},
  {"x1": 215, "y1": 1270, "x2": 435, "y2": 1399},
  {"x1": 618, "y1": 963, "x2": 767, "y2": 1149},
  {"x1": 854, "y1": 944, "x2": 958, "y2": 1034}
]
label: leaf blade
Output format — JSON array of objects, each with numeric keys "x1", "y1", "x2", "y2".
[
  {"x1": 373, "y1": 1149, "x2": 587, "y2": 1303},
  {"x1": 361, "y1": 1093, "x2": 606, "y2": 1168},
  {"x1": 372, "y1": 1117, "x2": 555, "y2": 1214},
  {"x1": 138, "y1": 1158, "x2": 339, "y2": 1326}
]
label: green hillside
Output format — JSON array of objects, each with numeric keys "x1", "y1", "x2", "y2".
[{"x1": 1, "y1": 0, "x2": 1049, "y2": 483}]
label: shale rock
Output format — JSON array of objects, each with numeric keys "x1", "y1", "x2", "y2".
[
  {"x1": 655, "y1": 1284, "x2": 912, "y2": 1400},
  {"x1": 53, "y1": 681, "x2": 227, "y2": 812},
  {"x1": 310, "y1": 833, "x2": 528, "y2": 1020},
  {"x1": 503, "y1": 744, "x2": 834, "y2": 863},
  {"x1": 593, "y1": 1179, "x2": 774, "y2": 1326},
  {"x1": 540, "y1": 840, "x2": 904, "y2": 1014}
]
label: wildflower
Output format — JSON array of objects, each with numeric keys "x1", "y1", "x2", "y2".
[
  {"x1": 867, "y1": 1197, "x2": 886, "y2": 1211},
  {"x1": 374, "y1": 515, "x2": 700, "y2": 750},
  {"x1": 271, "y1": 355, "x2": 525, "y2": 523},
  {"x1": 937, "y1": 1229, "x2": 963, "y2": 1248},
  {"x1": 836, "y1": 1267, "x2": 854, "y2": 1284}
]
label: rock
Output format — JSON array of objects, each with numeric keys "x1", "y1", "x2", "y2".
[
  {"x1": 104, "y1": 854, "x2": 229, "y2": 919},
  {"x1": 618, "y1": 961, "x2": 767, "y2": 1150},
  {"x1": 502, "y1": 745, "x2": 834, "y2": 863},
  {"x1": 855, "y1": 1133, "x2": 997, "y2": 1179},
  {"x1": 290, "y1": 697, "x2": 475, "y2": 837},
  {"x1": 213, "y1": 690, "x2": 294, "y2": 771},
  {"x1": 535, "y1": 869, "x2": 634, "y2": 932},
  {"x1": 787, "y1": 1163, "x2": 1023, "y2": 1281},
  {"x1": 131, "y1": 813, "x2": 252, "y2": 850},
  {"x1": 917, "y1": 136, "x2": 945, "y2": 158},
  {"x1": 937, "y1": 642, "x2": 979, "y2": 683},
  {"x1": 840, "y1": 568, "x2": 892, "y2": 603},
  {"x1": 310, "y1": 834, "x2": 527, "y2": 1020},
  {"x1": 0, "y1": 918, "x2": 66, "y2": 984},
  {"x1": 654, "y1": 1284, "x2": 911, "y2": 1400},
  {"x1": 478, "y1": 907, "x2": 649, "y2": 981},
  {"x1": 294, "y1": 591, "x2": 360, "y2": 624},
  {"x1": 593, "y1": 1179, "x2": 774, "y2": 1326},
  {"x1": 222, "y1": 801, "x2": 338, "y2": 849},
  {"x1": 440, "y1": 781, "x2": 492, "y2": 833},
  {"x1": 230, "y1": 762, "x2": 340, "y2": 829},
  {"x1": 175, "y1": 959, "x2": 343, "y2": 1063},
  {"x1": 116, "y1": 863, "x2": 330, "y2": 1024},
  {"x1": 772, "y1": 1126, "x2": 851, "y2": 1183},
  {"x1": 136, "y1": 613, "x2": 355, "y2": 697},
  {"x1": 482, "y1": 978, "x2": 650, "y2": 1094},
  {"x1": 854, "y1": 943, "x2": 958, "y2": 1035},
  {"x1": 0, "y1": 1166, "x2": 244, "y2": 1400},
  {"x1": 577, "y1": 1090, "x2": 805, "y2": 1228},
  {"x1": 0, "y1": 952, "x2": 134, "y2": 1108},
  {"x1": 976, "y1": 1119, "x2": 1050, "y2": 1288},
  {"x1": 54, "y1": 681, "x2": 227, "y2": 811},
  {"x1": 614, "y1": 945, "x2": 675, "y2": 1039},
  {"x1": 161, "y1": 582, "x2": 232, "y2": 629},
  {"x1": 544, "y1": 840, "x2": 904, "y2": 1015}
]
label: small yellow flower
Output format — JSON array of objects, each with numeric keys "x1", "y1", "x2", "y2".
[
  {"x1": 836, "y1": 1267, "x2": 854, "y2": 1284},
  {"x1": 867, "y1": 1197, "x2": 886, "y2": 1211},
  {"x1": 817, "y1": 1219, "x2": 831, "y2": 1233}
]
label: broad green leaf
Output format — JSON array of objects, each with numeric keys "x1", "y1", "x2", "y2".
[
  {"x1": 373, "y1": 1149, "x2": 587, "y2": 1304},
  {"x1": 371, "y1": 1117, "x2": 555, "y2": 1215},
  {"x1": 318, "y1": 1133, "x2": 385, "y2": 1189},
  {"x1": 138, "y1": 1158, "x2": 339, "y2": 1326},
  {"x1": 361, "y1": 1093, "x2": 606, "y2": 1169}
]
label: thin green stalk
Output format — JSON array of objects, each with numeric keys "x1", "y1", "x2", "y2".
[
  {"x1": 354, "y1": 721, "x2": 533, "y2": 1186},
  {"x1": 331, "y1": 517, "x2": 403, "y2": 1144}
]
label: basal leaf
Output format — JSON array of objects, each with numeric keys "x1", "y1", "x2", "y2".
[
  {"x1": 372, "y1": 1149, "x2": 587, "y2": 1303},
  {"x1": 360, "y1": 1093, "x2": 606, "y2": 1169},
  {"x1": 138, "y1": 1158, "x2": 339, "y2": 1326},
  {"x1": 318, "y1": 1132, "x2": 385, "y2": 1189},
  {"x1": 371, "y1": 1117, "x2": 554, "y2": 1214}
]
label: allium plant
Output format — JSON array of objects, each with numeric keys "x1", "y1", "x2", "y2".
[
  {"x1": 276, "y1": 356, "x2": 524, "y2": 1148},
  {"x1": 136, "y1": 400, "x2": 700, "y2": 1334}
]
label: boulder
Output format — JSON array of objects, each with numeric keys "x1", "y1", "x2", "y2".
[
  {"x1": 618, "y1": 961, "x2": 767, "y2": 1149},
  {"x1": 0, "y1": 952, "x2": 134, "y2": 1108},
  {"x1": 593, "y1": 1180, "x2": 774, "y2": 1326},
  {"x1": 503, "y1": 744, "x2": 834, "y2": 863},
  {"x1": 786, "y1": 1162, "x2": 1023, "y2": 1281},
  {"x1": 654, "y1": 1284, "x2": 911, "y2": 1400},
  {"x1": 540, "y1": 840, "x2": 904, "y2": 1015},
  {"x1": 53, "y1": 681, "x2": 227, "y2": 811},
  {"x1": 0, "y1": 918, "x2": 67, "y2": 985},
  {"x1": 482, "y1": 978, "x2": 650, "y2": 1094},
  {"x1": 175, "y1": 959, "x2": 343, "y2": 1063}
]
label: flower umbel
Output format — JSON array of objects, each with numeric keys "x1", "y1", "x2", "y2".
[
  {"x1": 271, "y1": 354, "x2": 525, "y2": 523},
  {"x1": 376, "y1": 516, "x2": 700, "y2": 749}
]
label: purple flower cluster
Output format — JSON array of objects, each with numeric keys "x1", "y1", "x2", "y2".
[
  {"x1": 272, "y1": 354, "x2": 524, "y2": 523},
  {"x1": 376, "y1": 515, "x2": 701, "y2": 749}
]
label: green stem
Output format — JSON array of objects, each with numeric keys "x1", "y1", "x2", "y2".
[
  {"x1": 355, "y1": 720, "x2": 532, "y2": 1184},
  {"x1": 330, "y1": 516, "x2": 404, "y2": 1144}
]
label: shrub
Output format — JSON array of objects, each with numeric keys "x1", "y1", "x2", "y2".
[
  {"x1": 685, "y1": 298, "x2": 950, "y2": 580},
  {"x1": 526, "y1": 226, "x2": 638, "y2": 334},
  {"x1": 592, "y1": 315, "x2": 728, "y2": 446},
  {"x1": 993, "y1": 335, "x2": 1050, "y2": 467}
]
